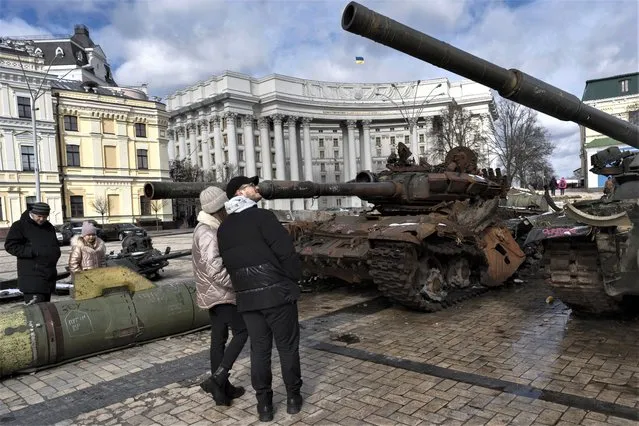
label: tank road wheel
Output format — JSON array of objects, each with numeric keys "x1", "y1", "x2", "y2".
[
  {"x1": 412, "y1": 260, "x2": 447, "y2": 302},
  {"x1": 446, "y1": 257, "x2": 471, "y2": 289}
]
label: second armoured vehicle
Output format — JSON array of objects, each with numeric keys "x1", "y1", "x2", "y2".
[
  {"x1": 146, "y1": 144, "x2": 526, "y2": 312},
  {"x1": 339, "y1": 1, "x2": 639, "y2": 316}
]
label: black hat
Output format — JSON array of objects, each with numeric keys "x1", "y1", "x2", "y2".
[
  {"x1": 30, "y1": 202, "x2": 51, "y2": 215},
  {"x1": 226, "y1": 176, "x2": 259, "y2": 199}
]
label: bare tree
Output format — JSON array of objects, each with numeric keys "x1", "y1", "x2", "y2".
[
  {"x1": 488, "y1": 98, "x2": 555, "y2": 188},
  {"x1": 205, "y1": 163, "x2": 240, "y2": 184},
  {"x1": 430, "y1": 104, "x2": 486, "y2": 165},
  {"x1": 90, "y1": 196, "x2": 109, "y2": 224},
  {"x1": 150, "y1": 200, "x2": 168, "y2": 231}
]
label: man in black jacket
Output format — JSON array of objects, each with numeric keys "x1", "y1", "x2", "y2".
[
  {"x1": 5, "y1": 202, "x2": 61, "y2": 304},
  {"x1": 217, "y1": 175, "x2": 303, "y2": 422}
]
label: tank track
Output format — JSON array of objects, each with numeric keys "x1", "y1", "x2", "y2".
[
  {"x1": 368, "y1": 240, "x2": 487, "y2": 312},
  {"x1": 544, "y1": 238, "x2": 627, "y2": 316}
]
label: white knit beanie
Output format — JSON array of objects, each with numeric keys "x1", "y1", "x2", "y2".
[{"x1": 200, "y1": 186, "x2": 228, "y2": 214}]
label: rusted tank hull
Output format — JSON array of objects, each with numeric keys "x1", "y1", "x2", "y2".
[{"x1": 287, "y1": 201, "x2": 525, "y2": 312}]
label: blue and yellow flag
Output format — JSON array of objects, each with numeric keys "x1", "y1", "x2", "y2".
[{"x1": 355, "y1": 56, "x2": 364, "y2": 64}]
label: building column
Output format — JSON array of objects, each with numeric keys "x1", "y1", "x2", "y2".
[
  {"x1": 242, "y1": 115, "x2": 257, "y2": 177},
  {"x1": 198, "y1": 118, "x2": 211, "y2": 171},
  {"x1": 362, "y1": 120, "x2": 372, "y2": 171},
  {"x1": 347, "y1": 120, "x2": 357, "y2": 181},
  {"x1": 409, "y1": 117, "x2": 419, "y2": 162},
  {"x1": 167, "y1": 128, "x2": 176, "y2": 161},
  {"x1": 225, "y1": 112, "x2": 239, "y2": 168},
  {"x1": 301, "y1": 117, "x2": 313, "y2": 181},
  {"x1": 211, "y1": 115, "x2": 224, "y2": 169},
  {"x1": 272, "y1": 114, "x2": 286, "y2": 180},
  {"x1": 258, "y1": 117, "x2": 272, "y2": 179},
  {"x1": 341, "y1": 124, "x2": 349, "y2": 183},
  {"x1": 286, "y1": 116, "x2": 300, "y2": 180},
  {"x1": 188, "y1": 121, "x2": 198, "y2": 166},
  {"x1": 177, "y1": 126, "x2": 186, "y2": 160}
]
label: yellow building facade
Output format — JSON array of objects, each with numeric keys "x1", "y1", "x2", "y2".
[{"x1": 52, "y1": 82, "x2": 171, "y2": 225}]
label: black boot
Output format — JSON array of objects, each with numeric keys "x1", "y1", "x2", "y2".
[
  {"x1": 210, "y1": 367, "x2": 231, "y2": 406},
  {"x1": 286, "y1": 392, "x2": 303, "y2": 414},
  {"x1": 257, "y1": 392, "x2": 274, "y2": 422},
  {"x1": 225, "y1": 380, "x2": 245, "y2": 399}
]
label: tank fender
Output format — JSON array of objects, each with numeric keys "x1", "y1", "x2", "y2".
[
  {"x1": 480, "y1": 227, "x2": 526, "y2": 286},
  {"x1": 367, "y1": 222, "x2": 439, "y2": 244},
  {"x1": 564, "y1": 203, "x2": 633, "y2": 227}
]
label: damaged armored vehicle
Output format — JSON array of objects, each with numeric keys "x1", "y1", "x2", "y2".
[
  {"x1": 339, "y1": 1, "x2": 639, "y2": 316},
  {"x1": 146, "y1": 143, "x2": 525, "y2": 312}
]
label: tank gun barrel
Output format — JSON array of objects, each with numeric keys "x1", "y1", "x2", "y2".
[
  {"x1": 257, "y1": 180, "x2": 400, "y2": 199},
  {"x1": 144, "y1": 181, "x2": 223, "y2": 200},
  {"x1": 341, "y1": 1, "x2": 639, "y2": 148}
]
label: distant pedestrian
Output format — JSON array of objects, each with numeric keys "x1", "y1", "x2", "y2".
[
  {"x1": 548, "y1": 176, "x2": 558, "y2": 196},
  {"x1": 218, "y1": 176, "x2": 304, "y2": 422},
  {"x1": 68, "y1": 221, "x2": 107, "y2": 276},
  {"x1": 558, "y1": 177, "x2": 567, "y2": 196},
  {"x1": 193, "y1": 186, "x2": 248, "y2": 406},
  {"x1": 4, "y1": 202, "x2": 61, "y2": 304}
]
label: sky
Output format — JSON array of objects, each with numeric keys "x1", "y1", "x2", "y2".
[{"x1": 0, "y1": 0, "x2": 637, "y2": 178}]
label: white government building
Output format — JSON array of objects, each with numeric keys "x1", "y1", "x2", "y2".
[{"x1": 165, "y1": 71, "x2": 497, "y2": 210}]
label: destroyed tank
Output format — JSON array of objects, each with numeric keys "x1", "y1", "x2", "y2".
[
  {"x1": 340, "y1": 1, "x2": 639, "y2": 316},
  {"x1": 145, "y1": 145, "x2": 526, "y2": 312}
]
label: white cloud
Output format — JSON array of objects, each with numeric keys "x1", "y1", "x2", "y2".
[{"x1": 0, "y1": 17, "x2": 51, "y2": 37}]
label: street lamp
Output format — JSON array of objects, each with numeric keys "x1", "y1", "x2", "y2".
[
  {"x1": 16, "y1": 49, "x2": 63, "y2": 202},
  {"x1": 376, "y1": 81, "x2": 443, "y2": 160}
]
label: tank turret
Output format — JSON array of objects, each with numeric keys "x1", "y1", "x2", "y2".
[
  {"x1": 338, "y1": 1, "x2": 639, "y2": 316},
  {"x1": 145, "y1": 144, "x2": 508, "y2": 215}
]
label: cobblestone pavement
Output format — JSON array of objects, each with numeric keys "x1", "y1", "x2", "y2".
[{"x1": 1, "y1": 233, "x2": 638, "y2": 425}]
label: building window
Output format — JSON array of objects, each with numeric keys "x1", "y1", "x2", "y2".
[
  {"x1": 223, "y1": 134, "x2": 228, "y2": 146},
  {"x1": 333, "y1": 138, "x2": 339, "y2": 147},
  {"x1": 224, "y1": 152, "x2": 229, "y2": 162},
  {"x1": 197, "y1": 125, "x2": 201, "y2": 136},
  {"x1": 140, "y1": 196, "x2": 151, "y2": 216},
  {"x1": 66, "y1": 145, "x2": 80, "y2": 167},
  {"x1": 272, "y1": 167, "x2": 277, "y2": 176},
  {"x1": 389, "y1": 127, "x2": 394, "y2": 131},
  {"x1": 321, "y1": 175, "x2": 326, "y2": 183},
  {"x1": 239, "y1": 166, "x2": 245, "y2": 175},
  {"x1": 64, "y1": 115, "x2": 78, "y2": 131},
  {"x1": 335, "y1": 163, "x2": 340, "y2": 171},
  {"x1": 236, "y1": 117, "x2": 242, "y2": 128},
  {"x1": 620, "y1": 79, "x2": 629, "y2": 93},
  {"x1": 70, "y1": 195, "x2": 84, "y2": 217},
  {"x1": 134, "y1": 123, "x2": 147, "y2": 138},
  {"x1": 419, "y1": 134, "x2": 424, "y2": 143},
  {"x1": 390, "y1": 136, "x2": 396, "y2": 146},
  {"x1": 376, "y1": 148, "x2": 381, "y2": 156},
  {"x1": 103, "y1": 118, "x2": 115, "y2": 134},
  {"x1": 104, "y1": 146, "x2": 117, "y2": 169},
  {"x1": 334, "y1": 150, "x2": 339, "y2": 158},
  {"x1": 336, "y1": 198, "x2": 342, "y2": 206},
  {"x1": 198, "y1": 141, "x2": 202, "y2": 152},
  {"x1": 137, "y1": 149, "x2": 148, "y2": 169},
  {"x1": 376, "y1": 137, "x2": 381, "y2": 147},
  {"x1": 335, "y1": 174, "x2": 341, "y2": 182},
  {"x1": 256, "y1": 151, "x2": 261, "y2": 162},
  {"x1": 108, "y1": 194, "x2": 119, "y2": 216},
  {"x1": 257, "y1": 167, "x2": 262, "y2": 176},
  {"x1": 21, "y1": 146, "x2": 34, "y2": 171},
  {"x1": 404, "y1": 135, "x2": 410, "y2": 144},
  {"x1": 320, "y1": 163, "x2": 326, "y2": 172},
  {"x1": 237, "y1": 134, "x2": 243, "y2": 145},
  {"x1": 320, "y1": 151, "x2": 325, "y2": 159},
  {"x1": 238, "y1": 151, "x2": 244, "y2": 161},
  {"x1": 420, "y1": 146, "x2": 425, "y2": 154},
  {"x1": 271, "y1": 152, "x2": 275, "y2": 163},
  {"x1": 432, "y1": 116, "x2": 443, "y2": 133},
  {"x1": 17, "y1": 96, "x2": 31, "y2": 119},
  {"x1": 319, "y1": 138, "x2": 324, "y2": 148}
]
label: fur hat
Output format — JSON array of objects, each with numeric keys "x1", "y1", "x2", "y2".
[
  {"x1": 30, "y1": 202, "x2": 50, "y2": 216},
  {"x1": 200, "y1": 186, "x2": 228, "y2": 214},
  {"x1": 81, "y1": 221, "x2": 97, "y2": 236}
]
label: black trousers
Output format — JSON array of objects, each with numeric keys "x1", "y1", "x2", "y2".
[
  {"x1": 242, "y1": 302, "x2": 302, "y2": 402},
  {"x1": 209, "y1": 304, "x2": 248, "y2": 373},
  {"x1": 23, "y1": 293, "x2": 51, "y2": 305}
]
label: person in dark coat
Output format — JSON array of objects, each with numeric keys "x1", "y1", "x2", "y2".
[
  {"x1": 4, "y1": 202, "x2": 61, "y2": 304},
  {"x1": 217, "y1": 175, "x2": 303, "y2": 422},
  {"x1": 548, "y1": 176, "x2": 558, "y2": 196}
]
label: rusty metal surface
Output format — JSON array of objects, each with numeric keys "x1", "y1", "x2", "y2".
[{"x1": 480, "y1": 227, "x2": 526, "y2": 286}]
